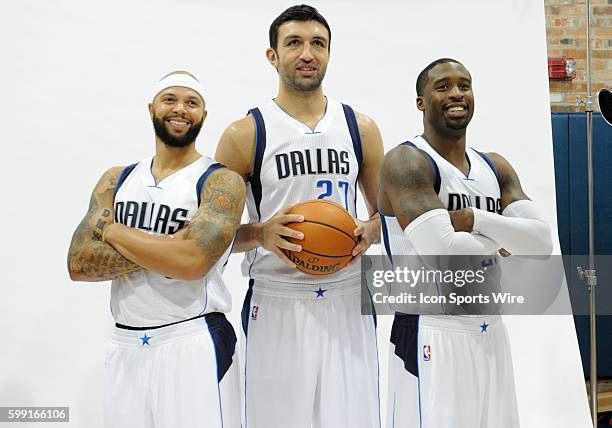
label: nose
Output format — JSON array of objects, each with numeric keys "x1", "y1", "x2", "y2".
[
  {"x1": 299, "y1": 44, "x2": 314, "y2": 62},
  {"x1": 172, "y1": 101, "x2": 188, "y2": 115},
  {"x1": 448, "y1": 85, "x2": 464, "y2": 100}
]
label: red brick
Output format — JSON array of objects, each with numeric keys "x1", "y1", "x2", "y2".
[
  {"x1": 593, "y1": 50, "x2": 612, "y2": 58},
  {"x1": 592, "y1": 27, "x2": 612, "y2": 37},
  {"x1": 559, "y1": 5, "x2": 585, "y2": 14},
  {"x1": 552, "y1": 17, "x2": 573, "y2": 27},
  {"x1": 592, "y1": 59, "x2": 606, "y2": 69},
  {"x1": 592, "y1": 6, "x2": 612, "y2": 15}
]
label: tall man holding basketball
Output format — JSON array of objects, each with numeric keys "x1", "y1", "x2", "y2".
[
  {"x1": 68, "y1": 71, "x2": 244, "y2": 428},
  {"x1": 378, "y1": 58, "x2": 553, "y2": 427},
  {"x1": 215, "y1": 5, "x2": 384, "y2": 427}
]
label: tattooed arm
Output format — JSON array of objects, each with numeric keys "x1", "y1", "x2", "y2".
[
  {"x1": 67, "y1": 167, "x2": 143, "y2": 282},
  {"x1": 378, "y1": 145, "x2": 446, "y2": 230},
  {"x1": 464, "y1": 153, "x2": 552, "y2": 255},
  {"x1": 102, "y1": 168, "x2": 246, "y2": 280},
  {"x1": 378, "y1": 145, "x2": 500, "y2": 255}
]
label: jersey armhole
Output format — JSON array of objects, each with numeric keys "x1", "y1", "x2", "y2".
[
  {"x1": 195, "y1": 163, "x2": 226, "y2": 206},
  {"x1": 341, "y1": 104, "x2": 364, "y2": 170},
  {"x1": 400, "y1": 141, "x2": 441, "y2": 194},
  {"x1": 114, "y1": 163, "x2": 138, "y2": 195},
  {"x1": 246, "y1": 107, "x2": 266, "y2": 221},
  {"x1": 474, "y1": 150, "x2": 500, "y2": 184}
]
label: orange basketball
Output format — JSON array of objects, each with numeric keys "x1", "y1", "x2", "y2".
[{"x1": 285, "y1": 199, "x2": 358, "y2": 275}]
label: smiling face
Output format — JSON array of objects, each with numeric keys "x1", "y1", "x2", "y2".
[
  {"x1": 417, "y1": 62, "x2": 474, "y2": 135},
  {"x1": 267, "y1": 20, "x2": 330, "y2": 92},
  {"x1": 148, "y1": 86, "x2": 206, "y2": 148}
]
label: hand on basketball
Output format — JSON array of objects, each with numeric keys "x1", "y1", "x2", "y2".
[
  {"x1": 449, "y1": 208, "x2": 474, "y2": 232},
  {"x1": 260, "y1": 206, "x2": 305, "y2": 268},
  {"x1": 349, "y1": 217, "x2": 381, "y2": 261}
]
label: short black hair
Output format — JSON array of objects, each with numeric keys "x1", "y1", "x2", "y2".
[
  {"x1": 416, "y1": 58, "x2": 464, "y2": 96},
  {"x1": 269, "y1": 4, "x2": 331, "y2": 50}
]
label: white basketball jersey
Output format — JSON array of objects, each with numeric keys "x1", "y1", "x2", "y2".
[
  {"x1": 111, "y1": 156, "x2": 233, "y2": 326},
  {"x1": 380, "y1": 136, "x2": 502, "y2": 314},
  {"x1": 243, "y1": 97, "x2": 363, "y2": 285},
  {"x1": 381, "y1": 135, "x2": 501, "y2": 257}
]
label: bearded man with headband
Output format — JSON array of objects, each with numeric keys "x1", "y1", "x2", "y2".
[{"x1": 67, "y1": 71, "x2": 244, "y2": 428}]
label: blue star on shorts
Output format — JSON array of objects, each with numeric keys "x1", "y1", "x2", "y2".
[
  {"x1": 315, "y1": 287, "x2": 327, "y2": 298},
  {"x1": 140, "y1": 334, "x2": 151, "y2": 346},
  {"x1": 480, "y1": 322, "x2": 489, "y2": 333}
]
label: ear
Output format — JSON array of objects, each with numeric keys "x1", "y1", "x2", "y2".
[
  {"x1": 148, "y1": 103, "x2": 154, "y2": 119},
  {"x1": 201, "y1": 109, "x2": 208, "y2": 122},
  {"x1": 416, "y1": 96, "x2": 425, "y2": 112},
  {"x1": 266, "y1": 47, "x2": 278, "y2": 68}
]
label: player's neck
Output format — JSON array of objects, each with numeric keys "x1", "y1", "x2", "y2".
[
  {"x1": 274, "y1": 85, "x2": 327, "y2": 130},
  {"x1": 153, "y1": 139, "x2": 202, "y2": 179},
  {"x1": 422, "y1": 128, "x2": 469, "y2": 174}
]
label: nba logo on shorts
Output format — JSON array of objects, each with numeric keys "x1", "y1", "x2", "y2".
[
  {"x1": 251, "y1": 305, "x2": 259, "y2": 320},
  {"x1": 423, "y1": 345, "x2": 431, "y2": 361}
]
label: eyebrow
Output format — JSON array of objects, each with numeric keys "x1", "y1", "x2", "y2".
[
  {"x1": 432, "y1": 77, "x2": 471, "y2": 85},
  {"x1": 283, "y1": 34, "x2": 329, "y2": 43},
  {"x1": 159, "y1": 92, "x2": 202, "y2": 102}
]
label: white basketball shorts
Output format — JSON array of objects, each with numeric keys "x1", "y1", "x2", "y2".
[
  {"x1": 240, "y1": 279, "x2": 381, "y2": 428},
  {"x1": 387, "y1": 314, "x2": 519, "y2": 428},
  {"x1": 104, "y1": 313, "x2": 240, "y2": 428}
]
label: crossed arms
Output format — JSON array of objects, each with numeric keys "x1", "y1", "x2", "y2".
[
  {"x1": 378, "y1": 145, "x2": 552, "y2": 255},
  {"x1": 67, "y1": 166, "x2": 245, "y2": 282}
]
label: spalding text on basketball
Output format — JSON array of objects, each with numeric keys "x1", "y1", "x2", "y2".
[{"x1": 288, "y1": 253, "x2": 341, "y2": 274}]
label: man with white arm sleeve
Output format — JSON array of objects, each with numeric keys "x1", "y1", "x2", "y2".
[{"x1": 377, "y1": 58, "x2": 553, "y2": 428}]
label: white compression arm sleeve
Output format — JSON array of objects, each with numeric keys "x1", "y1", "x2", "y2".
[
  {"x1": 471, "y1": 200, "x2": 553, "y2": 255},
  {"x1": 404, "y1": 209, "x2": 500, "y2": 255}
]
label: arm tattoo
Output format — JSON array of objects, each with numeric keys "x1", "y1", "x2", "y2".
[
  {"x1": 382, "y1": 146, "x2": 445, "y2": 226},
  {"x1": 67, "y1": 168, "x2": 141, "y2": 281},
  {"x1": 488, "y1": 153, "x2": 529, "y2": 210},
  {"x1": 186, "y1": 168, "x2": 246, "y2": 264}
]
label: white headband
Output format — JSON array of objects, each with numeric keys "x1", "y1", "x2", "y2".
[{"x1": 152, "y1": 73, "x2": 205, "y2": 102}]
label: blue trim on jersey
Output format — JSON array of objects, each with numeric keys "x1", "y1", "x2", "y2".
[
  {"x1": 392, "y1": 393, "x2": 396, "y2": 428},
  {"x1": 204, "y1": 312, "x2": 236, "y2": 383},
  {"x1": 196, "y1": 163, "x2": 225, "y2": 206},
  {"x1": 241, "y1": 279, "x2": 254, "y2": 336},
  {"x1": 464, "y1": 152, "x2": 473, "y2": 180},
  {"x1": 247, "y1": 108, "x2": 266, "y2": 221},
  {"x1": 342, "y1": 104, "x2": 364, "y2": 170},
  {"x1": 114, "y1": 163, "x2": 138, "y2": 194},
  {"x1": 204, "y1": 316, "x2": 226, "y2": 428},
  {"x1": 381, "y1": 215, "x2": 394, "y2": 266},
  {"x1": 223, "y1": 234, "x2": 236, "y2": 268},
  {"x1": 474, "y1": 149, "x2": 500, "y2": 182},
  {"x1": 417, "y1": 370, "x2": 423, "y2": 428},
  {"x1": 391, "y1": 314, "x2": 420, "y2": 377},
  {"x1": 241, "y1": 280, "x2": 254, "y2": 428},
  {"x1": 372, "y1": 306, "x2": 382, "y2": 428},
  {"x1": 401, "y1": 141, "x2": 441, "y2": 194}
]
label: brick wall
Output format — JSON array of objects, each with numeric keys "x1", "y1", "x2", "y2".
[{"x1": 545, "y1": 0, "x2": 611, "y2": 112}]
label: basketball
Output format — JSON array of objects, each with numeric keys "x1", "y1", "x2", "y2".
[{"x1": 285, "y1": 200, "x2": 358, "y2": 275}]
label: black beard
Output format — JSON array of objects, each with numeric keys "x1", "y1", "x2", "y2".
[
  {"x1": 152, "y1": 115, "x2": 203, "y2": 148},
  {"x1": 283, "y1": 73, "x2": 324, "y2": 92},
  {"x1": 445, "y1": 116, "x2": 471, "y2": 130}
]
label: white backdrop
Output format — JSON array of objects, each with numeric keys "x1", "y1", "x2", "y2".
[{"x1": 2, "y1": 1, "x2": 592, "y2": 427}]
